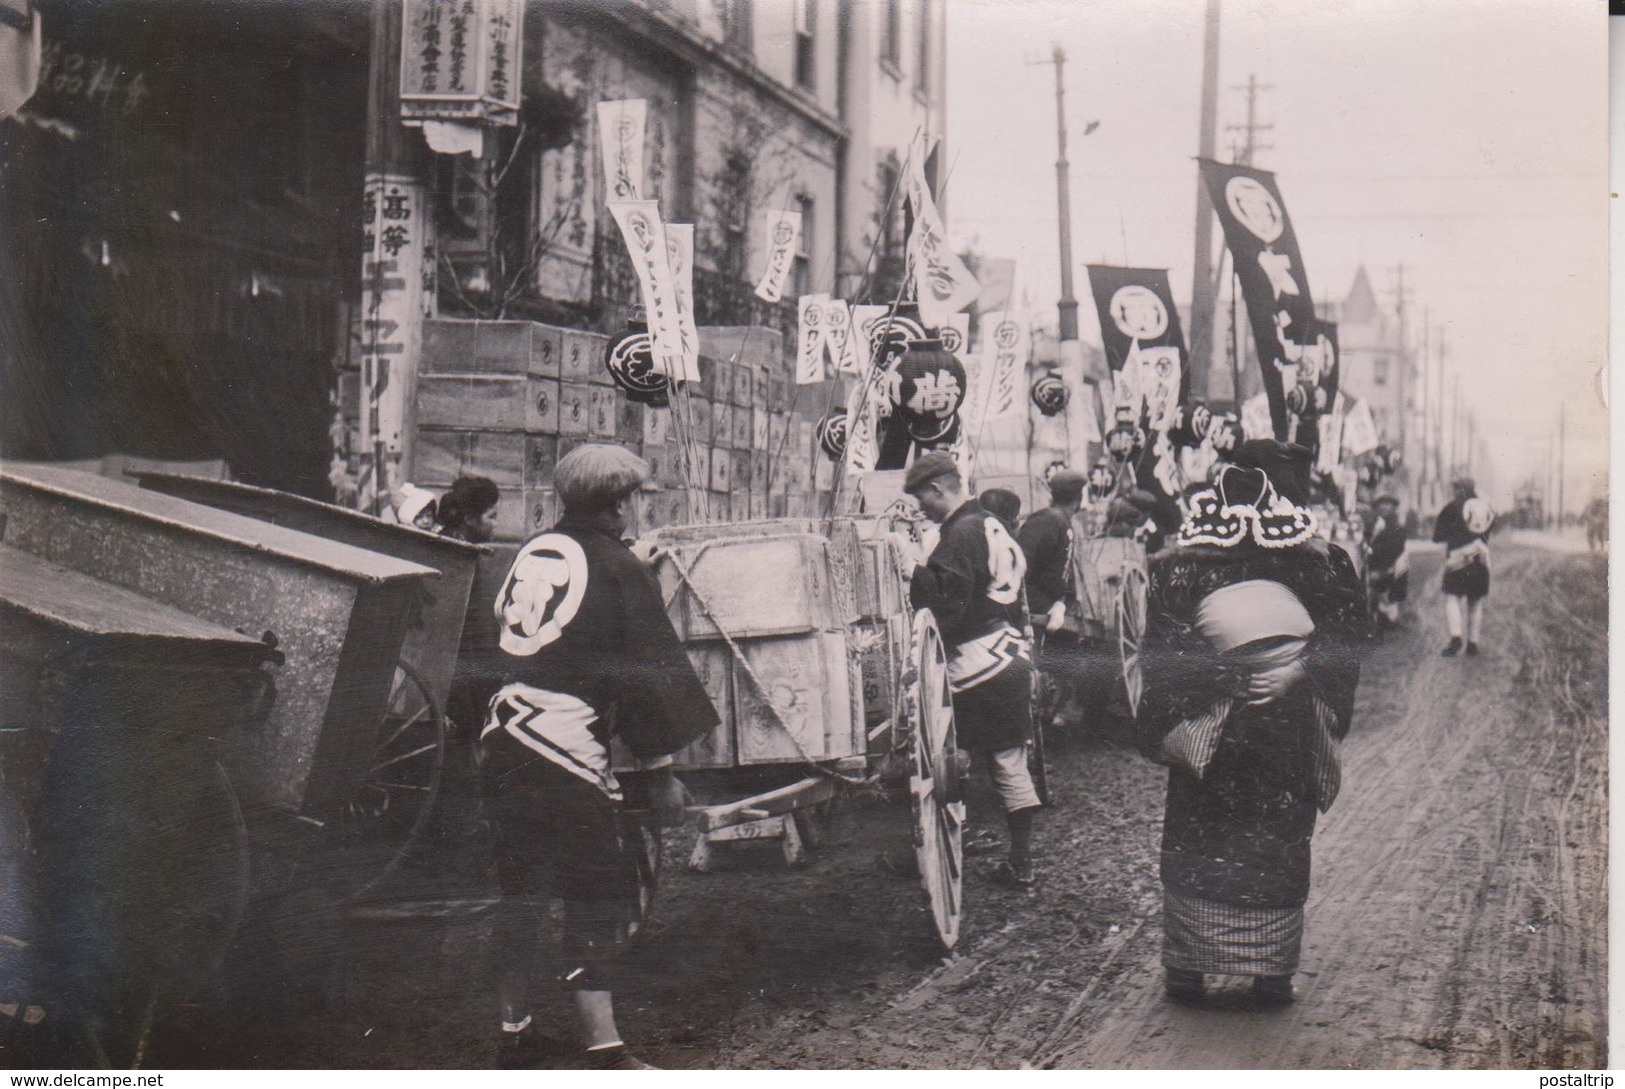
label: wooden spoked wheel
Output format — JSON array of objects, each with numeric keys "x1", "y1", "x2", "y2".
[
  {"x1": 1026, "y1": 646, "x2": 1053, "y2": 808},
  {"x1": 336, "y1": 661, "x2": 447, "y2": 900},
  {"x1": 1116, "y1": 564, "x2": 1149, "y2": 720},
  {"x1": 908, "y1": 609, "x2": 963, "y2": 952}
]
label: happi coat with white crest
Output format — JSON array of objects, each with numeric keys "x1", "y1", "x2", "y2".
[
  {"x1": 1139, "y1": 494, "x2": 1368, "y2": 909},
  {"x1": 909, "y1": 498, "x2": 1034, "y2": 750}
]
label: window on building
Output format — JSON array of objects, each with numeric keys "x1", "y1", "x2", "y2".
[
  {"x1": 914, "y1": 0, "x2": 931, "y2": 94},
  {"x1": 792, "y1": 194, "x2": 815, "y2": 298},
  {"x1": 873, "y1": 152, "x2": 906, "y2": 296},
  {"x1": 723, "y1": 0, "x2": 753, "y2": 54},
  {"x1": 1374, "y1": 356, "x2": 1390, "y2": 386},
  {"x1": 882, "y1": 0, "x2": 901, "y2": 70},
  {"x1": 719, "y1": 151, "x2": 752, "y2": 281},
  {"x1": 794, "y1": 0, "x2": 817, "y2": 90}
]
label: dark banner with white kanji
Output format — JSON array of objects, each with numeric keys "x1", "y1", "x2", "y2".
[
  {"x1": 1085, "y1": 265, "x2": 1189, "y2": 432},
  {"x1": 1198, "y1": 159, "x2": 1316, "y2": 440}
]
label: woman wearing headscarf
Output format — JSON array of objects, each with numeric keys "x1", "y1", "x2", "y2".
[
  {"x1": 1431, "y1": 478, "x2": 1495, "y2": 657},
  {"x1": 1138, "y1": 440, "x2": 1368, "y2": 1007}
]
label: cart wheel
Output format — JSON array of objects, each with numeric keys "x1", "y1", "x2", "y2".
[
  {"x1": 1116, "y1": 565, "x2": 1149, "y2": 720},
  {"x1": 1027, "y1": 667, "x2": 1054, "y2": 807},
  {"x1": 908, "y1": 610, "x2": 963, "y2": 952},
  {"x1": 336, "y1": 661, "x2": 447, "y2": 900}
]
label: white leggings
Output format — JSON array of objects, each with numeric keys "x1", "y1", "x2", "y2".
[{"x1": 1444, "y1": 594, "x2": 1485, "y2": 642}]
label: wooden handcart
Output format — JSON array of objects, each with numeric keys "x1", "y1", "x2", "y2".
[
  {"x1": 0, "y1": 463, "x2": 473, "y2": 1065},
  {"x1": 627, "y1": 515, "x2": 968, "y2": 951}
]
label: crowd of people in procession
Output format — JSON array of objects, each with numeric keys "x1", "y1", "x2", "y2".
[{"x1": 375, "y1": 431, "x2": 1496, "y2": 1068}]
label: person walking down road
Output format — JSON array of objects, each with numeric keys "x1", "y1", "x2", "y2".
[
  {"x1": 905, "y1": 453, "x2": 1043, "y2": 888},
  {"x1": 1364, "y1": 495, "x2": 1409, "y2": 631},
  {"x1": 1138, "y1": 440, "x2": 1368, "y2": 1008},
  {"x1": 1432, "y1": 478, "x2": 1495, "y2": 657},
  {"x1": 479, "y1": 444, "x2": 719, "y2": 1069}
]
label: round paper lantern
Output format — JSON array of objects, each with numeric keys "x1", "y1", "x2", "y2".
[
  {"x1": 1030, "y1": 372, "x2": 1069, "y2": 417},
  {"x1": 1168, "y1": 401, "x2": 1212, "y2": 448},
  {"x1": 816, "y1": 408, "x2": 849, "y2": 460},
  {"x1": 895, "y1": 339, "x2": 967, "y2": 429},
  {"x1": 603, "y1": 324, "x2": 670, "y2": 407},
  {"x1": 1105, "y1": 420, "x2": 1144, "y2": 463},
  {"x1": 906, "y1": 412, "x2": 960, "y2": 448}
]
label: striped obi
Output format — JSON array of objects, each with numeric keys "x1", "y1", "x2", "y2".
[
  {"x1": 946, "y1": 624, "x2": 1031, "y2": 694},
  {"x1": 1160, "y1": 579, "x2": 1343, "y2": 811},
  {"x1": 483, "y1": 682, "x2": 622, "y2": 801}
]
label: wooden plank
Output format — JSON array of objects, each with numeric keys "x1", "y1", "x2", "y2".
[
  {"x1": 689, "y1": 776, "x2": 833, "y2": 832},
  {"x1": 734, "y1": 631, "x2": 855, "y2": 764}
]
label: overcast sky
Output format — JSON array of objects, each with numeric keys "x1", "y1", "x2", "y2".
[{"x1": 944, "y1": 0, "x2": 1607, "y2": 510}]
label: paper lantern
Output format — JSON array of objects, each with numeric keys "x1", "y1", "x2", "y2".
[
  {"x1": 816, "y1": 408, "x2": 849, "y2": 460},
  {"x1": 1030, "y1": 372, "x2": 1069, "y2": 417},
  {"x1": 895, "y1": 339, "x2": 967, "y2": 428},
  {"x1": 603, "y1": 324, "x2": 670, "y2": 407}
]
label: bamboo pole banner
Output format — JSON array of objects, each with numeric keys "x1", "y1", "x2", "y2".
[
  {"x1": 1085, "y1": 265, "x2": 1189, "y2": 429},
  {"x1": 596, "y1": 99, "x2": 647, "y2": 201},
  {"x1": 607, "y1": 200, "x2": 684, "y2": 379},
  {"x1": 754, "y1": 209, "x2": 802, "y2": 304},
  {"x1": 1197, "y1": 159, "x2": 1317, "y2": 440},
  {"x1": 664, "y1": 223, "x2": 702, "y2": 382},
  {"x1": 823, "y1": 299, "x2": 864, "y2": 375},
  {"x1": 360, "y1": 172, "x2": 428, "y2": 508},
  {"x1": 978, "y1": 311, "x2": 1028, "y2": 421},
  {"x1": 795, "y1": 293, "x2": 832, "y2": 385},
  {"x1": 903, "y1": 138, "x2": 980, "y2": 327}
]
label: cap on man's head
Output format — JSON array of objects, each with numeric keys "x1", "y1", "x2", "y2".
[
  {"x1": 903, "y1": 451, "x2": 961, "y2": 495},
  {"x1": 555, "y1": 443, "x2": 651, "y2": 511},
  {"x1": 979, "y1": 488, "x2": 1022, "y2": 528},
  {"x1": 1375, "y1": 494, "x2": 1400, "y2": 508},
  {"x1": 1048, "y1": 468, "x2": 1088, "y2": 503}
]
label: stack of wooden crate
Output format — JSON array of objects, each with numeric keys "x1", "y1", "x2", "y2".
[{"x1": 404, "y1": 319, "x2": 809, "y2": 541}]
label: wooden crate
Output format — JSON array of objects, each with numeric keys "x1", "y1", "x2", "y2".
[
  {"x1": 652, "y1": 532, "x2": 839, "y2": 640},
  {"x1": 734, "y1": 630, "x2": 858, "y2": 764},
  {"x1": 589, "y1": 386, "x2": 617, "y2": 438},
  {"x1": 416, "y1": 374, "x2": 528, "y2": 431},
  {"x1": 557, "y1": 382, "x2": 591, "y2": 436},
  {"x1": 560, "y1": 330, "x2": 600, "y2": 383}
]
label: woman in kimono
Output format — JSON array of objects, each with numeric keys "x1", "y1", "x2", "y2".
[{"x1": 1139, "y1": 440, "x2": 1368, "y2": 1006}]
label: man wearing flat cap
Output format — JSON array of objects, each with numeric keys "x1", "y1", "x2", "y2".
[
  {"x1": 1019, "y1": 469, "x2": 1087, "y2": 726},
  {"x1": 479, "y1": 443, "x2": 719, "y2": 1069},
  {"x1": 904, "y1": 452, "x2": 1043, "y2": 887}
]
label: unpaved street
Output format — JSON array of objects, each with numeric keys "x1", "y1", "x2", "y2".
[{"x1": 146, "y1": 538, "x2": 1606, "y2": 1070}]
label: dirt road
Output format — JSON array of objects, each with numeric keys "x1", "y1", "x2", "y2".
[{"x1": 142, "y1": 539, "x2": 1606, "y2": 1070}]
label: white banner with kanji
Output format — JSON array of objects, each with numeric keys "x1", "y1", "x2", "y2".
[
  {"x1": 904, "y1": 137, "x2": 980, "y2": 327},
  {"x1": 754, "y1": 209, "x2": 802, "y2": 303},
  {"x1": 795, "y1": 293, "x2": 831, "y2": 385},
  {"x1": 823, "y1": 298, "x2": 863, "y2": 375},
  {"x1": 360, "y1": 173, "x2": 428, "y2": 496},
  {"x1": 1341, "y1": 396, "x2": 1380, "y2": 457},
  {"x1": 596, "y1": 98, "x2": 647, "y2": 202},
  {"x1": 663, "y1": 223, "x2": 701, "y2": 382},
  {"x1": 608, "y1": 201, "x2": 685, "y2": 379},
  {"x1": 978, "y1": 311, "x2": 1027, "y2": 423}
]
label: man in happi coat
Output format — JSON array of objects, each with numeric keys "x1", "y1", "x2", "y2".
[
  {"x1": 1018, "y1": 470, "x2": 1085, "y2": 725},
  {"x1": 480, "y1": 444, "x2": 719, "y2": 1068},
  {"x1": 1138, "y1": 440, "x2": 1367, "y2": 1006},
  {"x1": 904, "y1": 453, "x2": 1043, "y2": 887}
]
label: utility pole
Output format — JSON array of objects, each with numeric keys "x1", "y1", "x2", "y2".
[
  {"x1": 1047, "y1": 43, "x2": 1080, "y2": 344},
  {"x1": 1188, "y1": 0, "x2": 1221, "y2": 400},
  {"x1": 1389, "y1": 263, "x2": 1412, "y2": 457},
  {"x1": 1226, "y1": 73, "x2": 1274, "y2": 167}
]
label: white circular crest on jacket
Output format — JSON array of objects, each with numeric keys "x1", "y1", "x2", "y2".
[
  {"x1": 1462, "y1": 497, "x2": 1496, "y2": 535},
  {"x1": 496, "y1": 533, "x2": 589, "y2": 656}
]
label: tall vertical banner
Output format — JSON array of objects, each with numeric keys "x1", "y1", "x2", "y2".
[
  {"x1": 663, "y1": 223, "x2": 701, "y2": 382},
  {"x1": 822, "y1": 298, "x2": 863, "y2": 375},
  {"x1": 1085, "y1": 265, "x2": 1188, "y2": 430},
  {"x1": 596, "y1": 99, "x2": 647, "y2": 201},
  {"x1": 607, "y1": 201, "x2": 684, "y2": 380},
  {"x1": 795, "y1": 293, "x2": 831, "y2": 385},
  {"x1": 903, "y1": 138, "x2": 980, "y2": 327},
  {"x1": 400, "y1": 0, "x2": 523, "y2": 126},
  {"x1": 978, "y1": 311, "x2": 1028, "y2": 423},
  {"x1": 1198, "y1": 159, "x2": 1316, "y2": 440},
  {"x1": 360, "y1": 172, "x2": 429, "y2": 509},
  {"x1": 754, "y1": 209, "x2": 801, "y2": 303}
]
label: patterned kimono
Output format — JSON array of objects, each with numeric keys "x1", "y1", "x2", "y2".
[{"x1": 1140, "y1": 535, "x2": 1367, "y2": 975}]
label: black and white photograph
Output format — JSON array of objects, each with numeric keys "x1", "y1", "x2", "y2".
[{"x1": 0, "y1": 0, "x2": 1608, "y2": 1073}]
